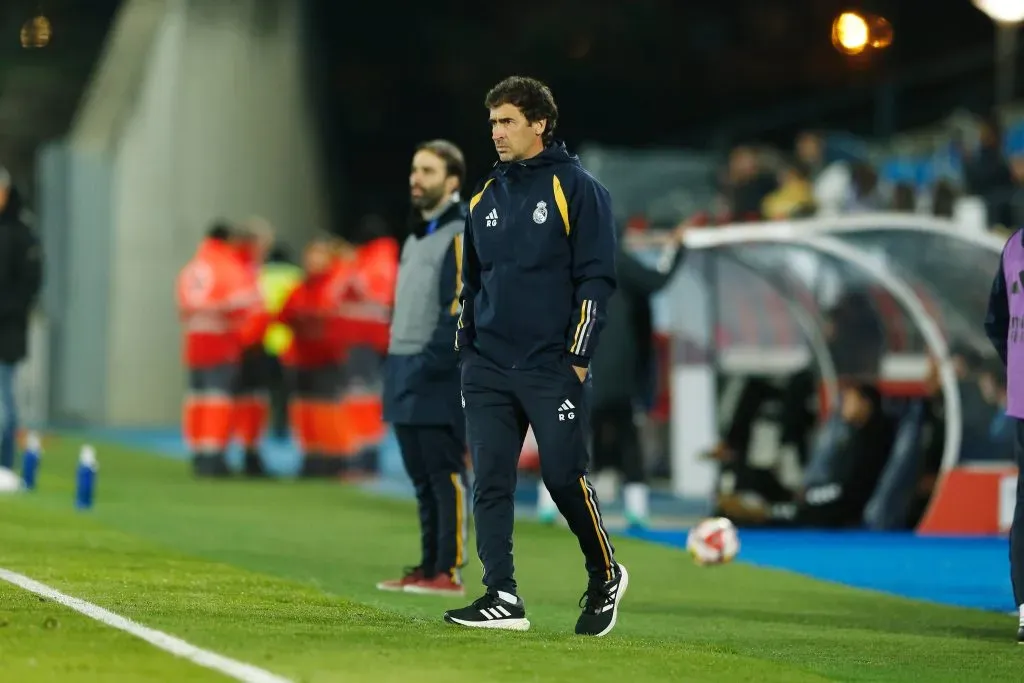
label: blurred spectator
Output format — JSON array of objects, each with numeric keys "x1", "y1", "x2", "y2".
[
  {"x1": 587, "y1": 223, "x2": 689, "y2": 528},
  {"x1": 718, "y1": 383, "x2": 894, "y2": 529},
  {"x1": 233, "y1": 217, "x2": 276, "y2": 476},
  {"x1": 1006, "y1": 153, "x2": 1024, "y2": 228},
  {"x1": 963, "y1": 114, "x2": 1013, "y2": 196},
  {"x1": 961, "y1": 113, "x2": 1015, "y2": 227},
  {"x1": 277, "y1": 237, "x2": 352, "y2": 476},
  {"x1": 824, "y1": 290, "x2": 885, "y2": 383},
  {"x1": 905, "y1": 357, "x2": 945, "y2": 528},
  {"x1": 844, "y1": 162, "x2": 883, "y2": 213},
  {"x1": 795, "y1": 130, "x2": 854, "y2": 216},
  {"x1": 891, "y1": 182, "x2": 917, "y2": 213},
  {"x1": 176, "y1": 223, "x2": 260, "y2": 478},
  {"x1": 978, "y1": 361, "x2": 1013, "y2": 460},
  {"x1": 259, "y1": 244, "x2": 303, "y2": 439},
  {"x1": 723, "y1": 146, "x2": 776, "y2": 222},
  {"x1": 761, "y1": 158, "x2": 816, "y2": 220},
  {"x1": 0, "y1": 170, "x2": 41, "y2": 471},
  {"x1": 931, "y1": 179, "x2": 957, "y2": 218}
]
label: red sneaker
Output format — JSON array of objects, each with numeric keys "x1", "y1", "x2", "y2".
[
  {"x1": 405, "y1": 573, "x2": 465, "y2": 597},
  {"x1": 376, "y1": 566, "x2": 425, "y2": 592}
]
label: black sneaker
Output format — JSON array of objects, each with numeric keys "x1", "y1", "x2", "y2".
[
  {"x1": 443, "y1": 590, "x2": 530, "y2": 631},
  {"x1": 1017, "y1": 625, "x2": 1024, "y2": 644},
  {"x1": 192, "y1": 453, "x2": 231, "y2": 477},
  {"x1": 575, "y1": 564, "x2": 629, "y2": 637}
]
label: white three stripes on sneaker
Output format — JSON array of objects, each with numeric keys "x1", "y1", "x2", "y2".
[
  {"x1": 478, "y1": 605, "x2": 513, "y2": 620},
  {"x1": 599, "y1": 584, "x2": 619, "y2": 613}
]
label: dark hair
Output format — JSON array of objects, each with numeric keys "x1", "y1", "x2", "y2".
[
  {"x1": 485, "y1": 76, "x2": 559, "y2": 145},
  {"x1": 415, "y1": 139, "x2": 465, "y2": 190},
  {"x1": 206, "y1": 221, "x2": 233, "y2": 241},
  {"x1": 267, "y1": 244, "x2": 293, "y2": 264}
]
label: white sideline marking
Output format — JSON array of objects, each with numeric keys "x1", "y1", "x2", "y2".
[{"x1": 0, "y1": 567, "x2": 294, "y2": 683}]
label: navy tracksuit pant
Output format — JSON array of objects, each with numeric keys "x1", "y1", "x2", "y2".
[
  {"x1": 1012, "y1": 419, "x2": 1024, "y2": 607},
  {"x1": 460, "y1": 350, "x2": 618, "y2": 595},
  {"x1": 394, "y1": 424, "x2": 469, "y2": 580}
]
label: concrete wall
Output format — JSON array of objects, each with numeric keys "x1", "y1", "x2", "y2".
[{"x1": 41, "y1": 0, "x2": 327, "y2": 427}]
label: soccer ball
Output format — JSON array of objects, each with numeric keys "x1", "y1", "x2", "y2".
[
  {"x1": 0, "y1": 466, "x2": 21, "y2": 493},
  {"x1": 686, "y1": 517, "x2": 740, "y2": 565}
]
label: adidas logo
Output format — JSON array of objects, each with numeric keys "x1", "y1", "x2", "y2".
[
  {"x1": 485, "y1": 209, "x2": 498, "y2": 227},
  {"x1": 558, "y1": 399, "x2": 575, "y2": 421},
  {"x1": 478, "y1": 605, "x2": 513, "y2": 620}
]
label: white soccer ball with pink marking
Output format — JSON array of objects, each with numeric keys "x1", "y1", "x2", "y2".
[
  {"x1": 0, "y1": 466, "x2": 21, "y2": 493},
  {"x1": 686, "y1": 517, "x2": 740, "y2": 565}
]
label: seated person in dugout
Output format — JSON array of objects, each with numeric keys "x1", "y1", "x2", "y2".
[{"x1": 717, "y1": 383, "x2": 894, "y2": 529}]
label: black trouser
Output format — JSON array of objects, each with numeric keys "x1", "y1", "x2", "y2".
[
  {"x1": 1011, "y1": 418, "x2": 1024, "y2": 607},
  {"x1": 264, "y1": 353, "x2": 289, "y2": 439},
  {"x1": 461, "y1": 351, "x2": 618, "y2": 594},
  {"x1": 592, "y1": 400, "x2": 645, "y2": 483},
  {"x1": 394, "y1": 424, "x2": 469, "y2": 580}
]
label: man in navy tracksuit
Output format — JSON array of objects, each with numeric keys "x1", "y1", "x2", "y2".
[{"x1": 443, "y1": 76, "x2": 627, "y2": 637}]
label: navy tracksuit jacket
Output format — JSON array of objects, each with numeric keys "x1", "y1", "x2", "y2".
[{"x1": 455, "y1": 141, "x2": 620, "y2": 594}]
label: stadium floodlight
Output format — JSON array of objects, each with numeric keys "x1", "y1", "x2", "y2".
[
  {"x1": 972, "y1": 0, "x2": 1024, "y2": 103},
  {"x1": 19, "y1": 15, "x2": 50, "y2": 48},
  {"x1": 973, "y1": 0, "x2": 1024, "y2": 24},
  {"x1": 831, "y1": 11, "x2": 894, "y2": 56},
  {"x1": 832, "y1": 12, "x2": 869, "y2": 54}
]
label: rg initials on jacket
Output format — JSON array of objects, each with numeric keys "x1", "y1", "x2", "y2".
[{"x1": 455, "y1": 142, "x2": 618, "y2": 370}]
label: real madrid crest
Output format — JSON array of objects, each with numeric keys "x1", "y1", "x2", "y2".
[{"x1": 532, "y1": 200, "x2": 548, "y2": 224}]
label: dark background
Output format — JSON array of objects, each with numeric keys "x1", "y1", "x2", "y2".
[
  {"x1": 302, "y1": 0, "x2": 1003, "y2": 238},
  {"x1": 0, "y1": 0, "x2": 1006, "y2": 238}
]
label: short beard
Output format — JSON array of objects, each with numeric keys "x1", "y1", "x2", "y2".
[{"x1": 412, "y1": 189, "x2": 445, "y2": 213}]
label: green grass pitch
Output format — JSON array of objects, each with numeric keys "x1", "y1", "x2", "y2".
[{"x1": 0, "y1": 436, "x2": 1019, "y2": 682}]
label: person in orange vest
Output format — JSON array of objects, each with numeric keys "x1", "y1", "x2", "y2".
[
  {"x1": 277, "y1": 237, "x2": 352, "y2": 477},
  {"x1": 333, "y1": 231, "x2": 398, "y2": 472},
  {"x1": 232, "y1": 217, "x2": 275, "y2": 476},
  {"x1": 176, "y1": 223, "x2": 261, "y2": 477}
]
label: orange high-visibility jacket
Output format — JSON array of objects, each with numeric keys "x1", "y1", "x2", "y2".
[
  {"x1": 278, "y1": 266, "x2": 351, "y2": 369},
  {"x1": 176, "y1": 238, "x2": 261, "y2": 368},
  {"x1": 335, "y1": 239, "x2": 398, "y2": 354},
  {"x1": 234, "y1": 245, "x2": 271, "y2": 349}
]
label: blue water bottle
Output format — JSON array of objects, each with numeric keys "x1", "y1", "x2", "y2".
[
  {"x1": 21, "y1": 431, "x2": 41, "y2": 490},
  {"x1": 76, "y1": 445, "x2": 98, "y2": 510}
]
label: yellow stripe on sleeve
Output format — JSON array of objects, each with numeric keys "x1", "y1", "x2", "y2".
[
  {"x1": 450, "y1": 472, "x2": 466, "y2": 577},
  {"x1": 469, "y1": 178, "x2": 495, "y2": 214},
  {"x1": 552, "y1": 174, "x2": 570, "y2": 235},
  {"x1": 449, "y1": 233, "x2": 464, "y2": 315}
]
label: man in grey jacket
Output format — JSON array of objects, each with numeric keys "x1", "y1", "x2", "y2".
[{"x1": 378, "y1": 140, "x2": 469, "y2": 597}]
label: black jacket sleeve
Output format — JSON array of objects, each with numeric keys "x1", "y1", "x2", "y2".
[
  {"x1": 618, "y1": 243, "x2": 686, "y2": 296},
  {"x1": 455, "y1": 212, "x2": 478, "y2": 351},
  {"x1": 566, "y1": 173, "x2": 618, "y2": 368},
  {"x1": 985, "y1": 250, "x2": 1010, "y2": 366},
  {"x1": 0, "y1": 224, "x2": 42, "y2": 318},
  {"x1": 424, "y1": 233, "x2": 463, "y2": 374}
]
